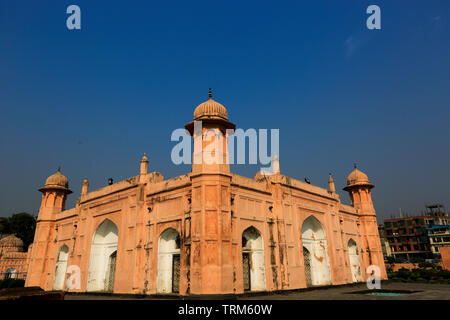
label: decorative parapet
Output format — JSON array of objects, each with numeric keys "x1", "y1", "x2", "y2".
[{"x1": 147, "y1": 173, "x2": 191, "y2": 197}]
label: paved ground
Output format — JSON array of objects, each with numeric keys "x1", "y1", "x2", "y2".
[
  {"x1": 243, "y1": 282, "x2": 450, "y2": 300},
  {"x1": 65, "y1": 282, "x2": 450, "y2": 300}
]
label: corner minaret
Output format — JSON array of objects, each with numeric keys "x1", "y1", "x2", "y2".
[
  {"x1": 343, "y1": 164, "x2": 375, "y2": 214},
  {"x1": 343, "y1": 164, "x2": 386, "y2": 279},
  {"x1": 38, "y1": 168, "x2": 72, "y2": 220},
  {"x1": 27, "y1": 168, "x2": 72, "y2": 288},
  {"x1": 183, "y1": 90, "x2": 236, "y2": 294}
]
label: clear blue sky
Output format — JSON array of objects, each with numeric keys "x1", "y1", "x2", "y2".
[{"x1": 1, "y1": 0, "x2": 449, "y2": 222}]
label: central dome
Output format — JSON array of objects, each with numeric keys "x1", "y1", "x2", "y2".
[{"x1": 193, "y1": 89, "x2": 228, "y2": 121}]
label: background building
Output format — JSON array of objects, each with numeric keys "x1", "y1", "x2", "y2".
[
  {"x1": 0, "y1": 234, "x2": 30, "y2": 280},
  {"x1": 383, "y1": 216, "x2": 430, "y2": 260},
  {"x1": 425, "y1": 205, "x2": 450, "y2": 257},
  {"x1": 378, "y1": 224, "x2": 392, "y2": 259},
  {"x1": 383, "y1": 204, "x2": 450, "y2": 261}
]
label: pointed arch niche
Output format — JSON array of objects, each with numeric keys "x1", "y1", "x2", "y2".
[
  {"x1": 301, "y1": 216, "x2": 332, "y2": 286},
  {"x1": 86, "y1": 219, "x2": 118, "y2": 292}
]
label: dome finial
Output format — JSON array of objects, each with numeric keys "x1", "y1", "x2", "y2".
[
  {"x1": 193, "y1": 90, "x2": 228, "y2": 120},
  {"x1": 58, "y1": 166, "x2": 61, "y2": 172},
  {"x1": 354, "y1": 162, "x2": 357, "y2": 169}
]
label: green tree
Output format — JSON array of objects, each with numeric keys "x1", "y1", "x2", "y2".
[
  {"x1": 0, "y1": 212, "x2": 36, "y2": 249},
  {"x1": 0, "y1": 217, "x2": 11, "y2": 236}
]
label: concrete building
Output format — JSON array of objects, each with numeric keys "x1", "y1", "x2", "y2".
[
  {"x1": 25, "y1": 92, "x2": 387, "y2": 295},
  {"x1": 429, "y1": 226, "x2": 450, "y2": 257},
  {"x1": 377, "y1": 224, "x2": 392, "y2": 259},
  {"x1": 383, "y1": 205, "x2": 450, "y2": 261},
  {"x1": 425, "y1": 205, "x2": 450, "y2": 257},
  {"x1": 383, "y1": 216, "x2": 431, "y2": 260}
]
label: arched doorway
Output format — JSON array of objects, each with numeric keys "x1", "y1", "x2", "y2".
[
  {"x1": 348, "y1": 239, "x2": 362, "y2": 282},
  {"x1": 87, "y1": 219, "x2": 118, "y2": 292},
  {"x1": 303, "y1": 247, "x2": 312, "y2": 287},
  {"x1": 105, "y1": 251, "x2": 117, "y2": 292},
  {"x1": 156, "y1": 228, "x2": 180, "y2": 293},
  {"x1": 301, "y1": 216, "x2": 332, "y2": 286},
  {"x1": 53, "y1": 245, "x2": 69, "y2": 290},
  {"x1": 242, "y1": 226, "x2": 266, "y2": 291}
]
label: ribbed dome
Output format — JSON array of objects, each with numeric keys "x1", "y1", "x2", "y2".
[
  {"x1": 345, "y1": 167, "x2": 373, "y2": 189},
  {"x1": 0, "y1": 235, "x2": 24, "y2": 249},
  {"x1": 44, "y1": 169, "x2": 69, "y2": 189},
  {"x1": 193, "y1": 89, "x2": 228, "y2": 121},
  {"x1": 39, "y1": 168, "x2": 72, "y2": 194}
]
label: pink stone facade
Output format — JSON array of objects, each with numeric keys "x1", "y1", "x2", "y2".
[
  {"x1": 439, "y1": 246, "x2": 450, "y2": 270},
  {"x1": 25, "y1": 94, "x2": 387, "y2": 295},
  {"x1": 0, "y1": 235, "x2": 30, "y2": 279}
]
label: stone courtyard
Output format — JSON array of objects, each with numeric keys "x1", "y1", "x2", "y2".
[{"x1": 64, "y1": 281, "x2": 450, "y2": 300}]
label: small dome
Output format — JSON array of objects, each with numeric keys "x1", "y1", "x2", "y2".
[
  {"x1": 347, "y1": 168, "x2": 369, "y2": 185},
  {"x1": 345, "y1": 166, "x2": 374, "y2": 190},
  {"x1": 39, "y1": 168, "x2": 72, "y2": 194},
  {"x1": 44, "y1": 169, "x2": 69, "y2": 189},
  {"x1": 193, "y1": 89, "x2": 228, "y2": 121},
  {"x1": 0, "y1": 235, "x2": 24, "y2": 249}
]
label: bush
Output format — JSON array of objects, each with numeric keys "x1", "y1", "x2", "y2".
[
  {"x1": 418, "y1": 261, "x2": 435, "y2": 269},
  {"x1": 0, "y1": 278, "x2": 25, "y2": 290},
  {"x1": 388, "y1": 267, "x2": 450, "y2": 284}
]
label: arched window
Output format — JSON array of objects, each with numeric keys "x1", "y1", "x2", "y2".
[
  {"x1": 301, "y1": 216, "x2": 332, "y2": 286},
  {"x1": 242, "y1": 226, "x2": 266, "y2": 291},
  {"x1": 156, "y1": 228, "x2": 181, "y2": 293},
  {"x1": 87, "y1": 219, "x2": 118, "y2": 292},
  {"x1": 53, "y1": 244, "x2": 69, "y2": 290}
]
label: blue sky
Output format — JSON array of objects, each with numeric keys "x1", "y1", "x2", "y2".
[{"x1": 0, "y1": 0, "x2": 449, "y2": 221}]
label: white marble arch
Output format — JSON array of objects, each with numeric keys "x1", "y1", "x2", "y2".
[
  {"x1": 348, "y1": 238, "x2": 362, "y2": 282},
  {"x1": 242, "y1": 226, "x2": 266, "y2": 291},
  {"x1": 301, "y1": 215, "x2": 332, "y2": 286},
  {"x1": 86, "y1": 219, "x2": 118, "y2": 292},
  {"x1": 53, "y1": 244, "x2": 69, "y2": 290},
  {"x1": 156, "y1": 228, "x2": 180, "y2": 293}
]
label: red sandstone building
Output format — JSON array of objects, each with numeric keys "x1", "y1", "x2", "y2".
[
  {"x1": 0, "y1": 235, "x2": 30, "y2": 280},
  {"x1": 25, "y1": 93, "x2": 387, "y2": 295}
]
